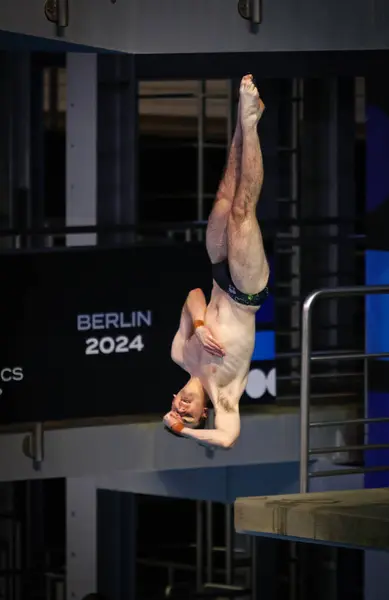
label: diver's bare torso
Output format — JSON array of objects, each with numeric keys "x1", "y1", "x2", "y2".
[{"x1": 182, "y1": 280, "x2": 257, "y2": 410}]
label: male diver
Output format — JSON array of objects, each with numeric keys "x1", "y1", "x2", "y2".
[{"x1": 163, "y1": 74, "x2": 269, "y2": 448}]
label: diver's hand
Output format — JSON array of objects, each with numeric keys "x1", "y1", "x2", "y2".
[
  {"x1": 163, "y1": 411, "x2": 185, "y2": 434},
  {"x1": 195, "y1": 326, "x2": 225, "y2": 358}
]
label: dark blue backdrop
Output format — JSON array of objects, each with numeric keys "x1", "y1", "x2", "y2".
[
  {"x1": 365, "y1": 92, "x2": 389, "y2": 487},
  {"x1": 0, "y1": 244, "x2": 275, "y2": 423}
]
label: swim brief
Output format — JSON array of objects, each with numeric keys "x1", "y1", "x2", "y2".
[{"x1": 212, "y1": 259, "x2": 269, "y2": 307}]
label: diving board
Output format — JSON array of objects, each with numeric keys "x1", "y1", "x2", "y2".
[{"x1": 235, "y1": 488, "x2": 389, "y2": 550}]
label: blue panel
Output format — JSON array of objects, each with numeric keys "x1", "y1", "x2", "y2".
[
  {"x1": 252, "y1": 330, "x2": 275, "y2": 361},
  {"x1": 366, "y1": 250, "x2": 389, "y2": 358},
  {"x1": 255, "y1": 294, "x2": 274, "y2": 324},
  {"x1": 366, "y1": 106, "x2": 389, "y2": 212},
  {"x1": 365, "y1": 391, "x2": 389, "y2": 488},
  {"x1": 365, "y1": 103, "x2": 389, "y2": 491}
]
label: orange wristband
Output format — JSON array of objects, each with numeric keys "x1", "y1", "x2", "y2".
[
  {"x1": 194, "y1": 320, "x2": 205, "y2": 329},
  {"x1": 171, "y1": 422, "x2": 185, "y2": 434}
]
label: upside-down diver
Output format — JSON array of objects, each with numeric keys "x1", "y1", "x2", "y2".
[{"x1": 163, "y1": 74, "x2": 269, "y2": 449}]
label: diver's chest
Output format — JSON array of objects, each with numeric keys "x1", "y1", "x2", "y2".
[{"x1": 197, "y1": 344, "x2": 244, "y2": 384}]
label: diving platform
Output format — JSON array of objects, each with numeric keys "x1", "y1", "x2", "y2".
[{"x1": 235, "y1": 488, "x2": 389, "y2": 550}]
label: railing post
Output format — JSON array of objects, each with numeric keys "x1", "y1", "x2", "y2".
[
  {"x1": 300, "y1": 292, "x2": 320, "y2": 493},
  {"x1": 299, "y1": 284, "x2": 389, "y2": 493}
]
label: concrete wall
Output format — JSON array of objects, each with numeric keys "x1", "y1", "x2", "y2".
[
  {"x1": 97, "y1": 458, "x2": 364, "y2": 502},
  {"x1": 97, "y1": 462, "x2": 300, "y2": 503},
  {"x1": 0, "y1": 0, "x2": 389, "y2": 54},
  {"x1": 0, "y1": 405, "x2": 357, "y2": 481}
]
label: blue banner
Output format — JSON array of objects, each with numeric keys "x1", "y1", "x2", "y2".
[{"x1": 365, "y1": 98, "x2": 389, "y2": 488}]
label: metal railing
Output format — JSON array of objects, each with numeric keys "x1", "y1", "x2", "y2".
[{"x1": 299, "y1": 285, "x2": 389, "y2": 493}]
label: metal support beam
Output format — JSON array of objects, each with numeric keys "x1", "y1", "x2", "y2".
[
  {"x1": 255, "y1": 78, "x2": 279, "y2": 223},
  {"x1": 66, "y1": 477, "x2": 97, "y2": 600},
  {"x1": 251, "y1": 537, "x2": 278, "y2": 600},
  {"x1": 225, "y1": 504, "x2": 234, "y2": 586},
  {"x1": 206, "y1": 501, "x2": 213, "y2": 583},
  {"x1": 97, "y1": 54, "x2": 138, "y2": 245},
  {"x1": 0, "y1": 53, "x2": 13, "y2": 245},
  {"x1": 11, "y1": 52, "x2": 32, "y2": 248},
  {"x1": 30, "y1": 56, "x2": 46, "y2": 246},
  {"x1": 300, "y1": 78, "x2": 356, "y2": 353},
  {"x1": 97, "y1": 490, "x2": 137, "y2": 600},
  {"x1": 66, "y1": 53, "x2": 97, "y2": 247},
  {"x1": 196, "y1": 501, "x2": 204, "y2": 592}
]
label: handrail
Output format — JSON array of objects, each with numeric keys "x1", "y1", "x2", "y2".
[{"x1": 299, "y1": 285, "x2": 389, "y2": 493}]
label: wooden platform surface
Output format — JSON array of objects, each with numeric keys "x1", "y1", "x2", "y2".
[{"x1": 235, "y1": 488, "x2": 389, "y2": 550}]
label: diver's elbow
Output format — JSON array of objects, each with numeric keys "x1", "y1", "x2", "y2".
[{"x1": 221, "y1": 433, "x2": 239, "y2": 449}]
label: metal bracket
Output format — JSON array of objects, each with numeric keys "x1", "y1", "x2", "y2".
[
  {"x1": 238, "y1": 0, "x2": 262, "y2": 31},
  {"x1": 23, "y1": 422, "x2": 44, "y2": 472},
  {"x1": 44, "y1": 0, "x2": 69, "y2": 34}
]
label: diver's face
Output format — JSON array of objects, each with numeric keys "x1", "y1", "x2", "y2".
[{"x1": 171, "y1": 390, "x2": 207, "y2": 427}]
